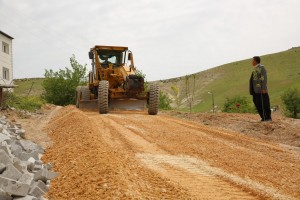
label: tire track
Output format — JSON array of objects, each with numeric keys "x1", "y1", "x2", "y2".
[
  {"x1": 43, "y1": 107, "x2": 193, "y2": 199},
  {"x1": 98, "y1": 111, "x2": 300, "y2": 199},
  {"x1": 137, "y1": 153, "x2": 295, "y2": 200},
  {"x1": 86, "y1": 113, "x2": 262, "y2": 199}
]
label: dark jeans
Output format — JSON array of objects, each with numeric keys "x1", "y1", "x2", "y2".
[{"x1": 252, "y1": 93, "x2": 271, "y2": 120}]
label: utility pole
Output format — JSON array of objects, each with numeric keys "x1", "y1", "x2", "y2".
[{"x1": 208, "y1": 91, "x2": 215, "y2": 113}]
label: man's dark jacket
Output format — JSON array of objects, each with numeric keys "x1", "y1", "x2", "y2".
[{"x1": 250, "y1": 64, "x2": 268, "y2": 95}]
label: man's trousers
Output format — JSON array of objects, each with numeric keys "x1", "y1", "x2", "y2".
[{"x1": 252, "y1": 93, "x2": 272, "y2": 121}]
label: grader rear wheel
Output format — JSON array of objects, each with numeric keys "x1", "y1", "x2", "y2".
[
  {"x1": 98, "y1": 81, "x2": 109, "y2": 114},
  {"x1": 148, "y1": 84, "x2": 159, "y2": 115}
]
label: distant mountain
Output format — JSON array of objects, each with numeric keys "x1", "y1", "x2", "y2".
[{"x1": 156, "y1": 47, "x2": 300, "y2": 112}]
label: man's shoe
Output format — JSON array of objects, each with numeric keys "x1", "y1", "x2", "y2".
[{"x1": 261, "y1": 118, "x2": 272, "y2": 122}]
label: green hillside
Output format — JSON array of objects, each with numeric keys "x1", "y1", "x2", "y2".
[
  {"x1": 157, "y1": 47, "x2": 300, "y2": 112},
  {"x1": 12, "y1": 47, "x2": 300, "y2": 112}
]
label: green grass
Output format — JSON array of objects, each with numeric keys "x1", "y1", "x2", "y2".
[
  {"x1": 13, "y1": 78, "x2": 44, "y2": 97},
  {"x1": 3, "y1": 78, "x2": 46, "y2": 112},
  {"x1": 4, "y1": 92, "x2": 45, "y2": 112},
  {"x1": 157, "y1": 47, "x2": 300, "y2": 112}
]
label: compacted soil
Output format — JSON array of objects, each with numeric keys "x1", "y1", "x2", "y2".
[{"x1": 10, "y1": 106, "x2": 299, "y2": 199}]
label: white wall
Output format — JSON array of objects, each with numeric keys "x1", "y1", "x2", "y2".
[{"x1": 0, "y1": 33, "x2": 13, "y2": 85}]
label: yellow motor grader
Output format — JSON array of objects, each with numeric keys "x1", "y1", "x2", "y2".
[{"x1": 76, "y1": 45, "x2": 159, "y2": 115}]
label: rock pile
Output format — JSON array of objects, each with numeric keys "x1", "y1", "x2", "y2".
[{"x1": 0, "y1": 115, "x2": 58, "y2": 200}]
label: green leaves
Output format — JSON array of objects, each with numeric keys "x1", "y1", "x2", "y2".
[
  {"x1": 171, "y1": 85, "x2": 181, "y2": 109},
  {"x1": 223, "y1": 96, "x2": 255, "y2": 113},
  {"x1": 281, "y1": 88, "x2": 300, "y2": 118},
  {"x1": 42, "y1": 55, "x2": 87, "y2": 106},
  {"x1": 135, "y1": 70, "x2": 146, "y2": 79},
  {"x1": 159, "y1": 91, "x2": 172, "y2": 110}
]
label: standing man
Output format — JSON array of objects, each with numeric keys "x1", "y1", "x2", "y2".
[{"x1": 249, "y1": 56, "x2": 272, "y2": 121}]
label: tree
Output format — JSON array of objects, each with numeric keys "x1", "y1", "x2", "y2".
[
  {"x1": 42, "y1": 55, "x2": 87, "y2": 106},
  {"x1": 171, "y1": 85, "x2": 181, "y2": 110},
  {"x1": 185, "y1": 74, "x2": 196, "y2": 113},
  {"x1": 281, "y1": 88, "x2": 300, "y2": 118},
  {"x1": 159, "y1": 91, "x2": 172, "y2": 110}
]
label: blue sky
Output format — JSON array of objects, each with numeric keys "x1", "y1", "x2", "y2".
[{"x1": 1, "y1": 0, "x2": 300, "y2": 81}]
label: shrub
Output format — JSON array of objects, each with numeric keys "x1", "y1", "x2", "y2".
[
  {"x1": 3, "y1": 92, "x2": 45, "y2": 112},
  {"x1": 281, "y1": 88, "x2": 300, "y2": 118},
  {"x1": 223, "y1": 96, "x2": 255, "y2": 113},
  {"x1": 171, "y1": 85, "x2": 181, "y2": 109},
  {"x1": 42, "y1": 55, "x2": 86, "y2": 106},
  {"x1": 136, "y1": 70, "x2": 146, "y2": 79},
  {"x1": 159, "y1": 91, "x2": 172, "y2": 110}
]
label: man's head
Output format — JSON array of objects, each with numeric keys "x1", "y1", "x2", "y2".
[{"x1": 252, "y1": 56, "x2": 261, "y2": 66}]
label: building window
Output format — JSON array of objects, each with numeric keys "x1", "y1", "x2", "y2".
[
  {"x1": 2, "y1": 42, "x2": 9, "y2": 54},
  {"x1": 3, "y1": 67, "x2": 9, "y2": 80}
]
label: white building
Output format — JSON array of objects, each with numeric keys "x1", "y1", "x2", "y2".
[
  {"x1": 0, "y1": 30, "x2": 14, "y2": 85},
  {"x1": 0, "y1": 31, "x2": 14, "y2": 105}
]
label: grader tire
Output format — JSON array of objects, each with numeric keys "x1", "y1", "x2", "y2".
[
  {"x1": 98, "y1": 81, "x2": 109, "y2": 114},
  {"x1": 81, "y1": 86, "x2": 91, "y2": 101},
  {"x1": 148, "y1": 84, "x2": 159, "y2": 115}
]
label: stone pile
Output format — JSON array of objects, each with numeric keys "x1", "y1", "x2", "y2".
[{"x1": 0, "y1": 115, "x2": 59, "y2": 200}]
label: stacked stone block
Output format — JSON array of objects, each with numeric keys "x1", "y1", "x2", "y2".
[{"x1": 0, "y1": 115, "x2": 58, "y2": 200}]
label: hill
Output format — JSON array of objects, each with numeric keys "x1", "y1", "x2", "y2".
[
  {"x1": 156, "y1": 47, "x2": 300, "y2": 112},
  {"x1": 12, "y1": 47, "x2": 300, "y2": 112}
]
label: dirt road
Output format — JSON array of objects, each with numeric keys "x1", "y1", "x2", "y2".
[{"x1": 41, "y1": 106, "x2": 300, "y2": 199}]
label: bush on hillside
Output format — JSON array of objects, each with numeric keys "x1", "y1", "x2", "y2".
[
  {"x1": 3, "y1": 92, "x2": 45, "y2": 112},
  {"x1": 42, "y1": 55, "x2": 86, "y2": 106},
  {"x1": 159, "y1": 91, "x2": 172, "y2": 110},
  {"x1": 223, "y1": 96, "x2": 255, "y2": 113},
  {"x1": 171, "y1": 85, "x2": 181, "y2": 109},
  {"x1": 281, "y1": 88, "x2": 300, "y2": 119}
]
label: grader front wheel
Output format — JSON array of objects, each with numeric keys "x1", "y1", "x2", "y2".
[
  {"x1": 148, "y1": 84, "x2": 159, "y2": 115},
  {"x1": 98, "y1": 80, "x2": 109, "y2": 114}
]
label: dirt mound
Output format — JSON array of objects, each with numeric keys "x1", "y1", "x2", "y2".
[
  {"x1": 169, "y1": 111, "x2": 300, "y2": 148},
  {"x1": 42, "y1": 106, "x2": 191, "y2": 199}
]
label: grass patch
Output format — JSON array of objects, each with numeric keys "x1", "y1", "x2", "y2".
[
  {"x1": 3, "y1": 92, "x2": 45, "y2": 112},
  {"x1": 13, "y1": 78, "x2": 44, "y2": 97}
]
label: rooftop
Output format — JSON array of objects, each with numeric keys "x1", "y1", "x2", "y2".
[{"x1": 0, "y1": 30, "x2": 14, "y2": 39}]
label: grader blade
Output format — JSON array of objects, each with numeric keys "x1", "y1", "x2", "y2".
[
  {"x1": 109, "y1": 99, "x2": 146, "y2": 111},
  {"x1": 78, "y1": 100, "x2": 98, "y2": 110}
]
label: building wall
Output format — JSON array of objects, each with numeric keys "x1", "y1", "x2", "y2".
[{"x1": 0, "y1": 33, "x2": 13, "y2": 85}]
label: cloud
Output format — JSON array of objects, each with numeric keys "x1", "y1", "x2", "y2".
[{"x1": 0, "y1": 0, "x2": 300, "y2": 81}]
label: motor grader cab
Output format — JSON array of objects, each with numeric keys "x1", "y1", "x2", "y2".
[{"x1": 76, "y1": 45, "x2": 159, "y2": 115}]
